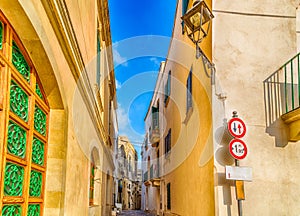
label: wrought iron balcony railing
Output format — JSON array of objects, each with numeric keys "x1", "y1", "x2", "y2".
[
  {"x1": 143, "y1": 171, "x2": 148, "y2": 182},
  {"x1": 264, "y1": 53, "x2": 300, "y2": 126},
  {"x1": 150, "y1": 164, "x2": 154, "y2": 179},
  {"x1": 149, "y1": 106, "x2": 160, "y2": 144},
  {"x1": 149, "y1": 164, "x2": 160, "y2": 180}
]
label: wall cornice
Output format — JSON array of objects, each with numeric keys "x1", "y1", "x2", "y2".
[{"x1": 40, "y1": 0, "x2": 115, "y2": 169}]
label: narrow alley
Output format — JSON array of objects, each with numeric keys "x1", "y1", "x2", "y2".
[{"x1": 118, "y1": 210, "x2": 155, "y2": 216}]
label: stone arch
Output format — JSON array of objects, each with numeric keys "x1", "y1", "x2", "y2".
[{"x1": 0, "y1": 0, "x2": 64, "y2": 109}]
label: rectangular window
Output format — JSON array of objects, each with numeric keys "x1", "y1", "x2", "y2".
[
  {"x1": 186, "y1": 69, "x2": 193, "y2": 112},
  {"x1": 164, "y1": 70, "x2": 171, "y2": 104},
  {"x1": 96, "y1": 33, "x2": 101, "y2": 87},
  {"x1": 164, "y1": 129, "x2": 171, "y2": 155},
  {"x1": 182, "y1": 0, "x2": 189, "y2": 33},
  {"x1": 152, "y1": 106, "x2": 159, "y2": 129},
  {"x1": 167, "y1": 182, "x2": 171, "y2": 210},
  {"x1": 89, "y1": 162, "x2": 95, "y2": 205}
]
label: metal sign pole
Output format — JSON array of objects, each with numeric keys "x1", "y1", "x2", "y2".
[
  {"x1": 235, "y1": 159, "x2": 243, "y2": 216},
  {"x1": 232, "y1": 111, "x2": 243, "y2": 216}
]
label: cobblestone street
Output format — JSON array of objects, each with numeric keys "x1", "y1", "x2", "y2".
[{"x1": 118, "y1": 210, "x2": 155, "y2": 216}]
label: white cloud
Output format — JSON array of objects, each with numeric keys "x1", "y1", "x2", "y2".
[
  {"x1": 116, "y1": 80, "x2": 122, "y2": 90},
  {"x1": 113, "y1": 48, "x2": 128, "y2": 67},
  {"x1": 150, "y1": 57, "x2": 160, "y2": 66},
  {"x1": 117, "y1": 104, "x2": 129, "y2": 131},
  {"x1": 116, "y1": 104, "x2": 145, "y2": 154}
]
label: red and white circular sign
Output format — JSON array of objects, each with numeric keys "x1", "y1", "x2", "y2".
[
  {"x1": 228, "y1": 117, "x2": 246, "y2": 138},
  {"x1": 229, "y1": 139, "x2": 248, "y2": 160}
]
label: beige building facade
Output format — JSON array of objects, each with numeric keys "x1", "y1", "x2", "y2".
[
  {"x1": 213, "y1": 0, "x2": 300, "y2": 215},
  {"x1": 142, "y1": 62, "x2": 166, "y2": 215},
  {"x1": 0, "y1": 0, "x2": 117, "y2": 215},
  {"x1": 115, "y1": 136, "x2": 140, "y2": 211},
  {"x1": 142, "y1": 0, "x2": 300, "y2": 215}
]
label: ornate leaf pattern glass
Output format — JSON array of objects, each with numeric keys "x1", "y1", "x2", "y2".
[
  {"x1": 29, "y1": 170, "x2": 42, "y2": 197},
  {"x1": 7, "y1": 121, "x2": 27, "y2": 158},
  {"x1": 10, "y1": 81, "x2": 29, "y2": 122},
  {"x1": 4, "y1": 163, "x2": 24, "y2": 196},
  {"x1": 32, "y1": 137, "x2": 44, "y2": 166},
  {"x1": 12, "y1": 41, "x2": 30, "y2": 82},
  {"x1": 27, "y1": 204, "x2": 40, "y2": 216},
  {"x1": 2, "y1": 205, "x2": 22, "y2": 216},
  {"x1": 34, "y1": 106, "x2": 46, "y2": 136},
  {"x1": 35, "y1": 83, "x2": 43, "y2": 100}
]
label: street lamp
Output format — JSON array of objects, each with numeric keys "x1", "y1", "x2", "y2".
[
  {"x1": 181, "y1": 0, "x2": 214, "y2": 59},
  {"x1": 181, "y1": 0, "x2": 215, "y2": 84}
]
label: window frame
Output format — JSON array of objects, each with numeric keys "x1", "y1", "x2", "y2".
[
  {"x1": 164, "y1": 70, "x2": 171, "y2": 106},
  {"x1": 167, "y1": 182, "x2": 171, "y2": 210},
  {"x1": 164, "y1": 129, "x2": 171, "y2": 155},
  {"x1": 96, "y1": 29, "x2": 101, "y2": 87},
  {"x1": 89, "y1": 162, "x2": 96, "y2": 206},
  {"x1": 186, "y1": 68, "x2": 193, "y2": 113}
]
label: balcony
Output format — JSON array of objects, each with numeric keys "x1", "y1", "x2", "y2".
[
  {"x1": 150, "y1": 128, "x2": 160, "y2": 146},
  {"x1": 149, "y1": 164, "x2": 160, "y2": 187},
  {"x1": 264, "y1": 52, "x2": 300, "y2": 141},
  {"x1": 149, "y1": 106, "x2": 160, "y2": 145}
]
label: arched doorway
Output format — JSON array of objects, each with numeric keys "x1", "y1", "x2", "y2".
[{"x1": 0, "y1": 12, "x2": 50, "y2": 215}]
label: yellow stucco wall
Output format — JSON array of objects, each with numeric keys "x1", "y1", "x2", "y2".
[{"x1": 161, "y1": 0, "x2": 215, "y2": 215}]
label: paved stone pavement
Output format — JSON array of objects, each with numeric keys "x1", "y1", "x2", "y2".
[{"x1": 118, "y1": 210, "x2": 156, "y2": 216}]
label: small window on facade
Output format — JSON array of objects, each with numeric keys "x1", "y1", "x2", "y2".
[
  {"x1": 186, "y1": 68, "x2": 193, "y2": 112},
  {"x1": 167, "y1": 182, "x2": 171, "y2": 210},
  {"x1": 164, "y1": 129, "x2": 171, "y2": 155},
  {"x1": 96, "y1": 31, "x2": 101, "y2": 87},
  {"x1": 164, "y1": 70, "x2": 171, "y2": 104},
  {"x1": 89, "y1": 162, "x2": 95, "y2": 206}
]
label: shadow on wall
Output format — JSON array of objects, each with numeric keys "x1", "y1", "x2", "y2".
[
  {"x1": 262, "y1": 52, "x2": 300, "y2": 147},
  {"x1": 265, "y1": 119, "x2": 289, "y2": 147},
  {"x1": 214, "y1": 118, "x2": 237, "y2": 216},
  {"x1": 215, "y1": 118, "x2": 235, "y2": 167},
  {"x1": 263, "y1": 76, "x2": 292, "y2": 147}
]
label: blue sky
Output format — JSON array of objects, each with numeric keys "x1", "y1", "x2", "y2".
[{"x1": 108, "y1": 0, "x2": 177, "y2": 156}]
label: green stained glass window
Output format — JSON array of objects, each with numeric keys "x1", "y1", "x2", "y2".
[
  {"x1": 2, "y1": 205, "x2": 22, "y2": 216},
  {"x1": 35, "y1": 83, "x2": 43, "y2": 100},
  {"x1": 32, "y1": 137, "x2": 44, "y2": 166},
  {"x1": 27, "y1": 204, "x2": 40, "y2": 216},
  {"x1": 10, "y1": 81, "x2": 29, "y2": 122},
  {"x1": 29, "y1": 170, "x2": 42, "y2": 197},
  {"x1": 0, "y1": 21, "x2": 3, "y2": 50},
  {"x1": 7, "y1": 121, "x2": 27, "y2": 158},
  {"x1": 34, "y1": 106, "x2": 46, "y2": 136},
  {"x1": 4, "y1": 163, "x2": 24, "y2": 196},
  {"x1": 12, "y1": 41, "x2": 30, "y2": 82}
]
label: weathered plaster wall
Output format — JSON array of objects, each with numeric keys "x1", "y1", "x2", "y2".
[{"x1": 213, "y1": 0, "x2": 300, "y2": 215}]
